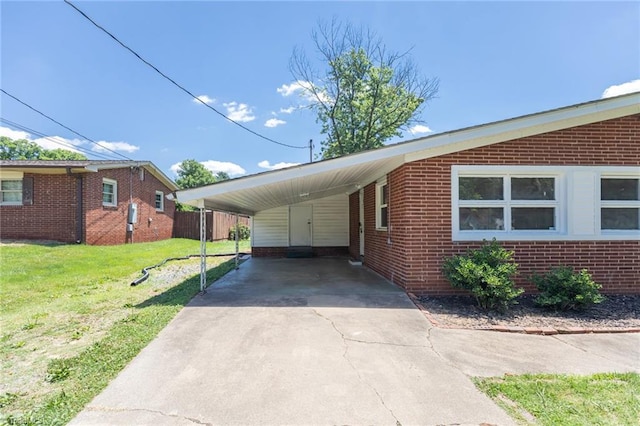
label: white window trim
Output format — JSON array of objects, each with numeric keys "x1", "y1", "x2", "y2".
[
  {"x1": 102, "y1": 178, "x2": 117, "y2": 207},
  {"x1": 375, "y1": 177, "x2": 388, "y2": 231},
  {"x1": 599, "y1": 174, "x2": 640, "y2": 234},
  {"x1": 0, "y1": 178, "x2": 23, "y2": 206},
  {"x1": 452, "y1": 165, "x2": 640, "y2": 241},
  {"x1": 155, "y1": 190, "x2": 164, "y2": 212}
]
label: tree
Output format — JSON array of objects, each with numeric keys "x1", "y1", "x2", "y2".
[
  {"x1": 174, "y1": 160, "x2": 230, "y2": 211},
  {"x1": 0, "y1": 136, "x2": 87, "y2": 160},
  {"x1": 290, "y1": 19, "x2": 439, "y2": 159},
  {"x1": 0, "y1": 137, "x2": 42, "y2": 160},
  {"x1": 174, "y1": 159, "x2": 218, "y2": 189},
  {"x1": 40, "y1": 148, "x2": 87, "y2": 160}
]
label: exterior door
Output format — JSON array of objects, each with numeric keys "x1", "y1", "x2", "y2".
[{"x1": 290, "y1": 205, "x2": 312, "y2": 246}]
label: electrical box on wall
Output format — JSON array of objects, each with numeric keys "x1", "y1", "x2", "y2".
[
  {"x1": 126, "y1": 223, "x2": 134, "y2": 232},
  {"x1": 128, "y1": 203, "x2": 138, "y2": 224}
]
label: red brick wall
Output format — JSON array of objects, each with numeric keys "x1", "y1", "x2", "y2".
[
  {"x1": 84, "y1": 167, "x2": 175, "y2": 245},
  {"x1": 0, "y1": 173, "x2": 80, "y2": 243},
  {"x1": 364, "y1": 114, "x2": 640, "y2": 295},
  {"x1": 348, "y1": 192, "x2": 359, "y2": 259}
]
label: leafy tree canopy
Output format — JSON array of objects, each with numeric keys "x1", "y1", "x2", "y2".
[
  {"x1": 174, "y1": 159, "x2": 229, "y2": 190},
  {"x1": 290, "y1": 19, "x2": 439, "y2": 159},
  {"x1": 0, "y1": 136, "x2": 87, "y2": 160}
]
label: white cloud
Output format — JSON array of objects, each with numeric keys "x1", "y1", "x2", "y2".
[
  {"x1": 264, "y1": 118, "x2": 286, "y2": 128},
  {"x1": 0, "y1": 126, "x2": 30, "y2": 140},
  {"x1": 601, "y1": 79, "x2": 640, "y2": 98},
  {"x1": 277, "y1": 80, "x2": 329, "y2": 103},
  {"x1": 408, "y1": 124, "x2": 433, "y2": 135},
  {"x1": 279, "y1": 106, "x2": 296, "y2": 114},
  {"x1": 223, "y1": 102, "x2": 255, "y2": 122},
  {"x1": 171, "y1": 160, "x2": 246, "y2": 177},
  {"x1": 258, "y1": 160, "x2": 300, "y2": 170},
  {"x1": 33, "y1": 136, "x2": 85, "y2": 153},
  {"x1": 193, "y1": 95, "x2": 215, "y2": 104},
  {"x1": 0, "y1": 126, "x2": 140, "y2": 155},
  {"x1": 92, "y1": 141, "x2": 140, "y2": 153}
]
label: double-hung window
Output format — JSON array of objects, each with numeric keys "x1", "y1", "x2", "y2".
[
  {"x1": 102, "y1": 179, "x2": 117, "y2": 207},
  {"x1": 376, "y1": 178, "x2": 388, "y2": 230},
  {"x1": 455, "y1": 170, "x2": 559, "y2": 238},
  {"x1": 0, "y1": 179, "x2": 23, "y2": 205},
  {"x1": 155, "y1": 191, "x2": 164, "y2": 211},
  {"x1": 600, "y1": 177, "x2": 640, "y2": 231}
]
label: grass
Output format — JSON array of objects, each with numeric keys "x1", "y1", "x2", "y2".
[
  {"x1": 0, "y1": 238, "x2": 249, "y2": 425},
  {"x1": 475, "y1": 372, "x2": 640, "y2": 425}
]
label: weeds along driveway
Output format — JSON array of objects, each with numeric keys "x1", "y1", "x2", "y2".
[{"x1": 70, "y1": 257, "x2": 515, "y2": 426}]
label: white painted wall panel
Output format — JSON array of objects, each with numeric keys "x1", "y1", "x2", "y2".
[
  {"x1": 252, "y1": 194, "x2": 349, "y2": 247},
  {"x1": 569, "y1": 171, "x2": 597, "y2": 235},
  {"x1": 307, "y1": 194, "x2": 349, "y2": 246},
  {"x1": 252, "y1": 206, "x2": 289, "y2": 247}
]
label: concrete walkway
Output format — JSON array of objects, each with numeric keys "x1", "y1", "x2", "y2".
[{"x1": 71, "y1": 258, "x2": 639, "y2": 426}]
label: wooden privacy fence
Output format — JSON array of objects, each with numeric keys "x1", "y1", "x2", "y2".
[{"x1": 173, "y1": 211, "x2": 250, "y2": 241}]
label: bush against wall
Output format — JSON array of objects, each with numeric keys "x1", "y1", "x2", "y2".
[
  {"x1": 442, "y1": 239, "x2": 523, "y2": 311},
  {"x1": 228, "y1": 224, "x2": 250, "y2": 241},
  {"x1": 532, "y1": 266, "x2": 605, "y2": 311}
]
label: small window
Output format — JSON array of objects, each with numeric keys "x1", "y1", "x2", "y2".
[
  {"x1": 376, "y1": 178, "x2": 388, "y2": 230},
  {"x1": 155, "y1": 191, "x2": 164, "y2": 211},
  {"x1": 102, "y1": 179, "x2": 117, "y2": 207},
  {"x1": 1, "y1": 179, "x2": 22, "y2": 205},
  {"x1": 601, "y1": 178, "x2": 640, "y2": 230}
]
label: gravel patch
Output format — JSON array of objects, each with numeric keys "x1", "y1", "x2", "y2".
[{"x1": 417, "y1": 294, "x2": 640, "y2": 330}]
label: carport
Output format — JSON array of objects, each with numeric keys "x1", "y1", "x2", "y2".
[{"x1": 173, "y1": 147, "x2": 407, "y2": 291}]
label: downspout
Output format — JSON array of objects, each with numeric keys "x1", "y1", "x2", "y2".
[{"x1": 199, "y1": 200, "x2": 207, "y2": 292}]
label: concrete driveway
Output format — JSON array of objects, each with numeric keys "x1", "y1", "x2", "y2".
[{"x1": 71, "y1": 257, "x2": 639, "y2": 426}]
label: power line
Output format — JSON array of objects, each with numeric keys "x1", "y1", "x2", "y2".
[
  {"x1": 0, "y1": 117, "x2": 123, "y2": 161},
  {"x1": 64, "y1": 0, "x2": 307, "y2": 150},
  {"x1": 0, "y1": 89, "x2": 134, "y2": 160}
]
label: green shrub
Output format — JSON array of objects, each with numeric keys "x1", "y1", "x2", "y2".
[
  {"x1": 442, "y1": 239, "x2": 523, "y2": 311},
  {"x1": 228, "y1": 224, "x2": 250, "y2": 241},
  {"x1": 532, "y1": 266, "x2": 605, "y2": 311}
]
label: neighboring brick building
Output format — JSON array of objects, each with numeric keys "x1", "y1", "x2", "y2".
[
  {"x1": 0, "y1": 160, "x2": 178, "y2": 245},
  {"x1": 176, "y1": 93, "x2": 640, "y2": 295}
]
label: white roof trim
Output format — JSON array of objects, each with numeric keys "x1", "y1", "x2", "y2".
[{"x1": 176, "y1": 93, "x2": 640, "y2": 214}]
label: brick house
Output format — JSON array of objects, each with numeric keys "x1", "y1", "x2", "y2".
[
  {"x1": 0, "y1": 160, "x2": 178, "y2": 245},
  {"x1": 176, "y1": 93, "x2": 640, "y2": 294}
]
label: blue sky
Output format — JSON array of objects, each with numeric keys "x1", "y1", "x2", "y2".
[{"x1": 1, "y1": 1, "x2": 639, "y2": 179}]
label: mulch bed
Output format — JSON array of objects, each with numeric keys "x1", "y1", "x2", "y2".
[{"x1": 416, "y1": 294, "x2": 640, "y2": 331}]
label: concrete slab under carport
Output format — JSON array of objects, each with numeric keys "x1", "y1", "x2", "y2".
[{"x1": 71, "y1": 257, "x2": 515, "y2": 425}]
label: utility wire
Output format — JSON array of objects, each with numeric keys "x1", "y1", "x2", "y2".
[
  {"x1": 1, "y1": 89, "x2": 134, "y2": 160},
  {"x1": 0, "y1": 117, "x2": 123, "y2": 161},
  {"x1": 64, "y1": 0, "x2": 308, "y2": 150}
]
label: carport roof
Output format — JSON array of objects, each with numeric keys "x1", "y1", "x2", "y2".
[{"x1": 175, "y1": 93, "x2": 640, "y2": 216}]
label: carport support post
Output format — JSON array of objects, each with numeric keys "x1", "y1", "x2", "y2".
[
  {"x1": 234, "y1": 213, "x2": 239, "y2": 269},
  {"x1": 198, "y1": 201, "x2": 206, "y2": 292}
]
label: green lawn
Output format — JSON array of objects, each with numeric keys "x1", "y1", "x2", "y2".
[
  {"x1": 0, "y1": 238, "x2": 249, "y2": 425},
  {"x1": 475, "y1": 372, "x2": 640, "y2": 425}
]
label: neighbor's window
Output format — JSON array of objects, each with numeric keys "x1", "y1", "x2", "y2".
[
  {"x1": 155, "y1": 191, "x2": 164, "y2": 211},
  {"x1": 458, "y1": 175, "x2": 557, "y2": 232},
  {"x1": 0, "y1": 179, "x2": 22, "y2": 205},
  {"x1": 376, "y1": 178, "x2": 388, "y2": 230},
  {"x1": 601, "y1": 177, "x2": 640, "y2": 230},
  {"x1": 102, "y1": 179, "x2": 117, "y2": 207}
]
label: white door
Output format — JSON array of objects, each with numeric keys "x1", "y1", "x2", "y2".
[
  {"x1": 359, "y1": 189, "x2": 365, "y2": 257},
  {"x1": 290, "y1": 205, "x2": 312, "y2": 246}
]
